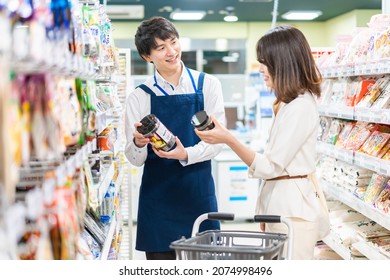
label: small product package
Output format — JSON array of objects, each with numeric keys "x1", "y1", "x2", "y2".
[{"x1": 191, "y1": 110, "x2": 215, "y2": 131}]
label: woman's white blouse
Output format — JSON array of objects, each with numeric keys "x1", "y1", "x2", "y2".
[{"x1": 249, "y1": 93, "x2": 321, "y2": 221}]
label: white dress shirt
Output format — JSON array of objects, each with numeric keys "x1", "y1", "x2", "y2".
[
  {"x1": 124, "y1": 62, "x2": 225, "y2": 167},
  {"x1": 250, "y1": 93, "x2": 321, "y2": 221}
]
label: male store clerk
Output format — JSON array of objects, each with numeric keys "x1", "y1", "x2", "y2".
[{"x1": 124, "y1": 16, "x2": 226, "y2": 260}]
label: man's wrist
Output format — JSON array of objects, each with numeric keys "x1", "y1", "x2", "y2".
[{"x1": 133, "y1": 138, "x2": 146, "y2": 148}]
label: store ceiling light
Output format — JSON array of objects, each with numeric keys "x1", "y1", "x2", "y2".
[
  {"x1": 170, "y1": 10, "x2": 206, "y2": 20},
  {"x1": 281, "y1": 10, "x2": 322, "y2": 21},
  {"x1": 223, "y1": 6, "x2": 238, "y2": 22},
  {"x1": 222, "y1": 56, "x2": 238, "y2": 62},
  {"x1": 224, "y1": 15, "x2": 238, "y2": 22}
]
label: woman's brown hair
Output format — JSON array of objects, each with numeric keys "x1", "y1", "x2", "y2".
[{"x1": 256, "y1": 25, "x2": 322, "y2": 103}]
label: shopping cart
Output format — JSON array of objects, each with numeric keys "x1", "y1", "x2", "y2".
[{"x1": 170, "y1": 212, "x2": 293, "y2": 260}]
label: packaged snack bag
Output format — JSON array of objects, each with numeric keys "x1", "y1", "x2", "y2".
[
  {"x1": 356, "y1": 78, "x2": 389, "y2": 108},
  {"x1": 358, "y1": 131, "x2": 390, "y2": 157},
  {"x1": 363, "y1": 173, "x2": 389, "y2": 205},
  {"x1": 353, "y1": 77, "x2": 377, "y2": 106},
  {"x1": 374, "y1": 181, "x2": 390, "y2": 213},
  {"x1": 343, "y1": 122, "x2": 378, "y2": 151},
  {"x1": 335, "y1": 121, "x2": 356, "y2": 148}
]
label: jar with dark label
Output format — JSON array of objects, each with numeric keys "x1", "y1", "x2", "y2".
[
  {"x1": 191, "y1": 110, "x2": 215, "y2": 131},
  {"x1": 137, "y1": 114, "x2": 175, "y2": 151}
]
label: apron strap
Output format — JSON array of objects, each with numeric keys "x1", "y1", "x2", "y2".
[
  {"x1": 137, "y1": 84, "x2": 156, "y2": 96},
  {"x1": 185, "y1": 67, "x2": 197, "y2": 92},
  {"x1": 197, "y1": 72, "x2": 205, "y2": 94}
]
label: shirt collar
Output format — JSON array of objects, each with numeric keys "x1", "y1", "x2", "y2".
[{"x1": 154, "y1": 61, "x2": 187, "y2": 90}]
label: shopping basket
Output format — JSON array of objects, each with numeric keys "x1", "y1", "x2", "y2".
[{"x1": 170, "y1": 212, "x2": 293, "y2": 260}]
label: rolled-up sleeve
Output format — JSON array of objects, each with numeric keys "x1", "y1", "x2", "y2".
[{"x1": 124, "y1": 89, "x2": 149, "y2": 166}]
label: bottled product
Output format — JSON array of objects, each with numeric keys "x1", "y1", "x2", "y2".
[
  {"x1": 137, "y1": 114, "x2": 175, "y2": 151},
  {"x1": 191, "y1": 110, "x2": 215, "y2": 131}
]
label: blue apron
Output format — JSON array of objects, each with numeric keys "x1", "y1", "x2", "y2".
[{"x1": 135, "y1": 68, "x2": 219, "y2": 252}]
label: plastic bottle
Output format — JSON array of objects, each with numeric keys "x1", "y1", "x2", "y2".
[
  {"x1": 137, "y1": 114, "x2": 175, "y2": 151},
  {"x1": 191, "y1": 110, "x2": 215, "y2": 131}
]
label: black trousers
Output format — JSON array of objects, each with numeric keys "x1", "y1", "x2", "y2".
[{"x1": 145, "y1": 251, "x2": 176, "y2": 260}]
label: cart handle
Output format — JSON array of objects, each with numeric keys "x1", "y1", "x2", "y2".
[
  {"x1": 191, "y1": 212, "x2": 234, "y2": 237},
  {"x1": 254, "y1": 215, "x2": 293, "y2": 260},
  {"x1": 207, "y1": 212, "x2": 235, "y2": 221},
  {"x1": 254, "y1": 215, "x2": 281, "y2": 223}
]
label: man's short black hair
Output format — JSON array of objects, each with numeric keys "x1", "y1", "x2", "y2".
[{"x1": 135, "y1": 16, "x2": 179, "y2": 60}]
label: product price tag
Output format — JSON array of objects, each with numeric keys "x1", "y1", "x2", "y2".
[
  {"x1": 355, "y1": 64, "x2": 362, "y2": 75},
  {"x1": 87, "y1": 141, "x2": 92, "y2": 153},
  {"x1": 372, "y1": 62, "x2": 380, "y2": 74},
  {"x1": 81, "y1": 145, "x2": 88, "y2": 161},
  {"x1": 44, "y1": 41, "x2": 54, "y2": 67},
  {"x1": 379, "y1": 168, "x2": 388, "y2": 176},
  {"x1": 369, "y1": 110, "x2": 379, "y2": 123},
  {"x1": 347, "y1": 65, "x2": 353, "y2": 76},
  {"x1": 56, "y1": 164, "x2": 66, "y2": 186},
  {"x1": 328, "y1": 148, "x2": 336, "y2": 158},
  {"x1": 65, "y1": 158, "x2": 74, "y2": 177},
  {"x1": 75, "y1": 150, "x2": 82, "y2": 165},
  {"x1": 354, "y1": 153, "x2": 366, "y2": 169},
  {"x1": 372, "y1": 160, "x2": 381, "y2": 173},
  {"x1": 382, "y1": 61, "x2": 389, "y2": 73},
  {"x1": 364, "y1": 63, "x2": 371, "y2": 75},
  {"x1": 382, "y1": 110, "x2": 390, "y2": 124},
  {"x1": 341, "y1": 65, "x2": 348, "y2": 76},
  {"x1": 92, "y1": 138, "x2": 97, "y2": 150},
  {"x1": 42, "y1": 178, "x2": 56, "y2": 204},
  {"x1": 354, "y1": 158, "x2": 362, "y2": 168},
  {"x1": 338, "y1": 152, "x2": 346, "y2": 161}
]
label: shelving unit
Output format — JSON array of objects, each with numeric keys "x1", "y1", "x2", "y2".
[
  {"x1": 100, "y1": 216, "x2": 117, "y2": 259},
  {"x1": 322, "y1": 235, "x2": 368, "y2": 260},
  {"x1": 352, "y1": 241, "x2": 389, "y2": 260},
  {"x1": 0, "y1": 1, "x2": 132, "y2": 260},
  {"x1": 98, "y1": 163, "x2": 115, "y2": 204},
  {"x1": 318, "y1": 56, "x2": 390, "y2": 259},
  {"x1": 317, "y1": 141, "x2": 390, "y2": 176},
  {"x1": 321, "y1": 179, "x2": 390, "y2": 232},
  {"x1": 315, "y1": 10, "x2": 390, "y2": 259},
  {"x1": 112, "y1": 48, "x2": 132, "y2": 260}
]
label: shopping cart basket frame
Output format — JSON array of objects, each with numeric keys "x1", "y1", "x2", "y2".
[{"x1": 170, "y1": 212, "x2": 293, "y2": 260}]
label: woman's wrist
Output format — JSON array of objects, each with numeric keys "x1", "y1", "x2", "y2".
[{"x1": 225, "y1": 131, "x2": 236, "y2": 147}]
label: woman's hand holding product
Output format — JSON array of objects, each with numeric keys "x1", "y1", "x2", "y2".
[
  {"x1": 196, "y1": 115, "x2": 256, "y2": 170},
  {"x1": 194, "y1": 116, "x2": 232, "y2": 145}
]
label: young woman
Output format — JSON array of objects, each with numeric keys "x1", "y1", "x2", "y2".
[{"x1": 196, "y1": 25, "x2": 329, "y2": 260}]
